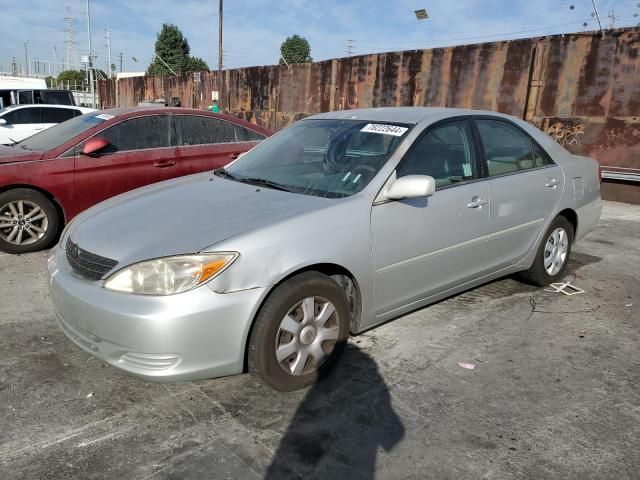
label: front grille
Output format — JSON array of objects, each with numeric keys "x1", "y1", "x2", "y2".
[{"x1": 65, "y1": 238, "x2": 118, "y2": 280}]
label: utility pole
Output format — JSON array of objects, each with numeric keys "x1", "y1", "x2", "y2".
[
  {"x1": 119, "y1": 52, "x2": 123, "y2": 72},
  {"x1": 591, "y1": 0, "x2": 604, "y2": 34},
  {"x1": 87, "y1": 0, "x2": 95, "y2": 107},
  {"x1": 218, "y1": 0, "x2": 223, "y2": 71},
  {"x1": 24, "y1": 41, "x2": 29, "y2": 76},
  {"x1": 105, "y1": 27, "x2": 112, "y2": 78},
  {"x1": 346, "y1": 39, "x2": 355, "y2": 57},
  {"x1": 11, "y1": 57, "x2": 17, "y2": 76}
]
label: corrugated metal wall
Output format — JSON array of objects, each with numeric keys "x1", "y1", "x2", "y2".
[{"x1": 99, "y1": 27, "x2": 640, "y2": 200}]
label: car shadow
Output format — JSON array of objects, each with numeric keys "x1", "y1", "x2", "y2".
[{"x1": 265, "y1": 343, "x2": 405, "y2": 480}]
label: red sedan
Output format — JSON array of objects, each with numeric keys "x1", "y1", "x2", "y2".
[{"x1": 0, "y1": 107, "x2": 270, "y2": 253}]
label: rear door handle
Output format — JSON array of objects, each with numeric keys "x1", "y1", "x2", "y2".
[
  {"x1": 467, "y1": 197, "x2": 488, "y2": 209},
  {"x1": 546, "y1": 178, "x2": 560, "y2": 188},
  {"x1": 153, "y1": 160, "x2": 176, "y2": 168},
  {"x1": 229, "y1": 152, "x2": 241, "y2": 160}
]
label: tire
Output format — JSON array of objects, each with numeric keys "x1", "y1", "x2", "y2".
[
  {"x1": 0, "y1": 188, "x2": 60, "y2": 254},
  {"x1": 519, "y1": 215, "x2": 574, "y2": 287},
  {"x1": 248, "y1": 271, "x2": 351, "y2": 392}
]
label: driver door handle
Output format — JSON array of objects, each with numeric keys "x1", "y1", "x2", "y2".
[
  {"x1": 546, "y1": 178, "x2": 560, "y2": 188},
  {"x1": 467, "y1": 196, "x2": 488, "y2": 209}
]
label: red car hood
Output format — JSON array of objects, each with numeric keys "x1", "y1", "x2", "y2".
[{"x1": 0, "y1": 145, "x2": 45, "y2": 164}]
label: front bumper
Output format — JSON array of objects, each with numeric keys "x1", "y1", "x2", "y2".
[{"x1": 47, "y1": 246, "x2": 268, "y2": 382}]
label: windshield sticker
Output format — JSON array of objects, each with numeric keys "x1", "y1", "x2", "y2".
[
  {"x1": 360, "y1": 123, "x2": 408, "y2": 137},
  {"x1": 95, "y1": 113, "x2": 114, "y2": 120}
]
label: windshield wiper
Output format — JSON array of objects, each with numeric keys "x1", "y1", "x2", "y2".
[
  {"x1": 237, "y1": 177, "x2": 295, "y2": 192},
  {"x1": 213, "y1": 168, "x2": 238, "y2": 180},
  {"x1": 213, "y1": 169, "x2": 294, "y2": 192}
]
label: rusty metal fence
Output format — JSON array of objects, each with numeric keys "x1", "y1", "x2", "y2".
[{"x1": 99, "y1": 27, "x2": 640, "y2": 202}]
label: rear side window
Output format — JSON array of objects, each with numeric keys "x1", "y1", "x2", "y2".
[
  {"x1": 397, "y1": 120, "x2": 477, "y2": 188},
  {"x1": 532, "y1": 142, "x2": 554, "y2": 167},
  {"x1": 42, "y1": 108, "x2": 75, "y2": 124},
  {"x1": 99, "y1": 115, "x2": 170, "y2": 153},
  {"x1": 175, "y1": 115, "x2": 237, "y2": 146},
  {"x1": 2, "y1": 107, "x2": 42, "y2": 124},
  {"x1": 476, "y1": 119, "x2": 536, "y2": 176},
  {"x1": 234, "y1": 124, "x2": 266, "y2": 142}
]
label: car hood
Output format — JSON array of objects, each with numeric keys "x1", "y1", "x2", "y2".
[
  {"x1": 67, "y1": 173, "x2": 333, "y2": 268},
  {"x1": 0, "y1": 146, "x2": 44, "y2": 163}
]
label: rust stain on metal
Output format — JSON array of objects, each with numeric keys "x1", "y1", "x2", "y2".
[{"x1": 98, "y1": 27, "x2": 639, "y2": 186}]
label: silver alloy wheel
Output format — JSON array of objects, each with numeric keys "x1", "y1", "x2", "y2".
[
  {"x1": 544, "y1": 227, "x2": 569, "y2": 276},
  {"x1": 0, "y1": 200, "x2": 49, "y2": 246},
  {"x1": 275, "y1": 296, "x2": 340, "y2": 376}
]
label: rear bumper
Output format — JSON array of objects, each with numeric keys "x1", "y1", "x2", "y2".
[{"x1": 47, "y1": 246, "x2": 268, "y2": 382}]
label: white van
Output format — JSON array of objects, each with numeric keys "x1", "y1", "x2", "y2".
[{"x1": 0, "y1": 76, "x2": 75, "y2": 109}]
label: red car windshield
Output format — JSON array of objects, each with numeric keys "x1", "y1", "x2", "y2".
[{"x1": 17, "y1": 112, "x2": 109, "y2": 151}]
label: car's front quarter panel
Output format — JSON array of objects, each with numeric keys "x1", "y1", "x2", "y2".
[
  {"x1": 203, "y1": 194, "x2": 375, "y2": 333},
  {"x1": 0, "y1": 154, "x2": 78, "y2": 221}
]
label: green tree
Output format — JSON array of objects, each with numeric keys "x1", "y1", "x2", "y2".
[
  {"x1": 44, "y1": 75, "x2": 56, "y2": 88},
  {"x1": 280, "y1": 34, "x2": 312, "y2": 65},
  {"x1": 57, "y1": 69, "x2": 86, "y2": 87},
  {"x1": 186, "y1": 56, "x2": 209, "y2": 72},
  {"x1": 147, "y1": 24, "x2": 209, "y2": 75}
]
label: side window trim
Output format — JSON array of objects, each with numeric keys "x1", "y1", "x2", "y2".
[{"x1": 470, "y1": 116, "x2": 556, "y2": 180}]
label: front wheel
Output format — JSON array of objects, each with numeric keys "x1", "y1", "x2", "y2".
[
  {"x1": 0, "y1": 188, "x2": 60, "y2": 254},
  {"x1": 519, "y1": 215, "x2": 574, "y2": 287},
  {"x1": 248, "y1": 272, "x2": 351, "y2": 391}
]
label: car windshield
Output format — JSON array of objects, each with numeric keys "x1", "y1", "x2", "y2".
[
  {"x1": 224, "y1": 119, "x2": 412, "y2": 198},
  {"x1": 15, "y1": 111, "x2": 109, "y2": 151}
]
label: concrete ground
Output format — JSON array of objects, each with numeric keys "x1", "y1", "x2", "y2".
[{"x1": 1, "y1": 201, "x2": 638, "y2": 479}]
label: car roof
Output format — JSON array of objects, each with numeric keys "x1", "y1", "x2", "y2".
[
  {"x1": 96, "y1": 107, "x2": 272, "y2": 135},
  {"x1": 306, "y1": 107, "x2": 515, "y2": 124},
  {"x1": 0, "y1": 104, "x2": 85, "y2": 112}
]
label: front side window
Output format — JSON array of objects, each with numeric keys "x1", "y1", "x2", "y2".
[
  {"x1": 176, "y1": 115, "x2": 236, "y2": 146},
  {"x1": 99, "y1": 115, "x2": 170, "y2": 153},
  {"x1": 3, "y1": 107, "x2": 42, "y2": 124},
  {"x1": 476, "y1": 119, "x2": 536, "y2": 176},
  {"x1": 397, "y1": 120, "x2": 477, "y2": 188},
  {"x1": 225, "y1": 119, "x2": 411, "y2": 198},
  {"x1": 234, "y1": 124, "x2": 266, "y2": 142}
]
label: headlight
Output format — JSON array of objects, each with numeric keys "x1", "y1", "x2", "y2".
[{"x1": 103, "y1": 253, "x2": 238, "y2": 295}]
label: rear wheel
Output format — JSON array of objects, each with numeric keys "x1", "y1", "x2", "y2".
[
  {"x1": 248, "y1": 272, "x2": 350, "y2": 391},
  {"x1": 519, "y1": 215, "x2": 574, "y2": 287},
  {"x1": 0, "y1": 189, "x2": 60, "y2": 254}
]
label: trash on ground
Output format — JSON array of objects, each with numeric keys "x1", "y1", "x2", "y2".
[
  {"x1": 545, "y1": 282, "x2": 585, "y2": 296},
  {"x1": 86, "y1": 392, "x2": 95, "y2": 398},
  {"x1": 458, "y1": 362, "x2": 476, "y2": 370}
]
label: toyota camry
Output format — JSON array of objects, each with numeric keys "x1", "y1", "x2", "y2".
[{"x1": 47, "y1": 107, "x2": 602, "y2": 391}]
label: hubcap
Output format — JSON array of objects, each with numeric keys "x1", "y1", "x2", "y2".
[
  {"x1": 543, "y1": 227, "x2": 569, "y2": 276},
  {"x1": 275, "y1": 296, "x2": 340, "y2": 376},
  {"x1": 0, "y1": 200, "x2": 48, "y2": 246}
]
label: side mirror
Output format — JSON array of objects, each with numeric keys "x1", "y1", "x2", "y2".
[
  {"x1": 0, "y1": 118, "x2": 7, "y2": 126},
  {"x1": 385, "y1": 175, "x2": 435, "y2": 200},
  {"x1": 83, "y1": 137, "x2": 110, "y2": 156}
]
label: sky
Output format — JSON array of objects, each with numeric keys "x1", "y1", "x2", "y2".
[{"x1": 1, "y1": 0, "x2": 639, "y2": 76}]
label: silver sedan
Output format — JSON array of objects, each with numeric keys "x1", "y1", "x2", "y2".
[{"x1": 47, "y1": 107, "x2": 602, "y2": 391}]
